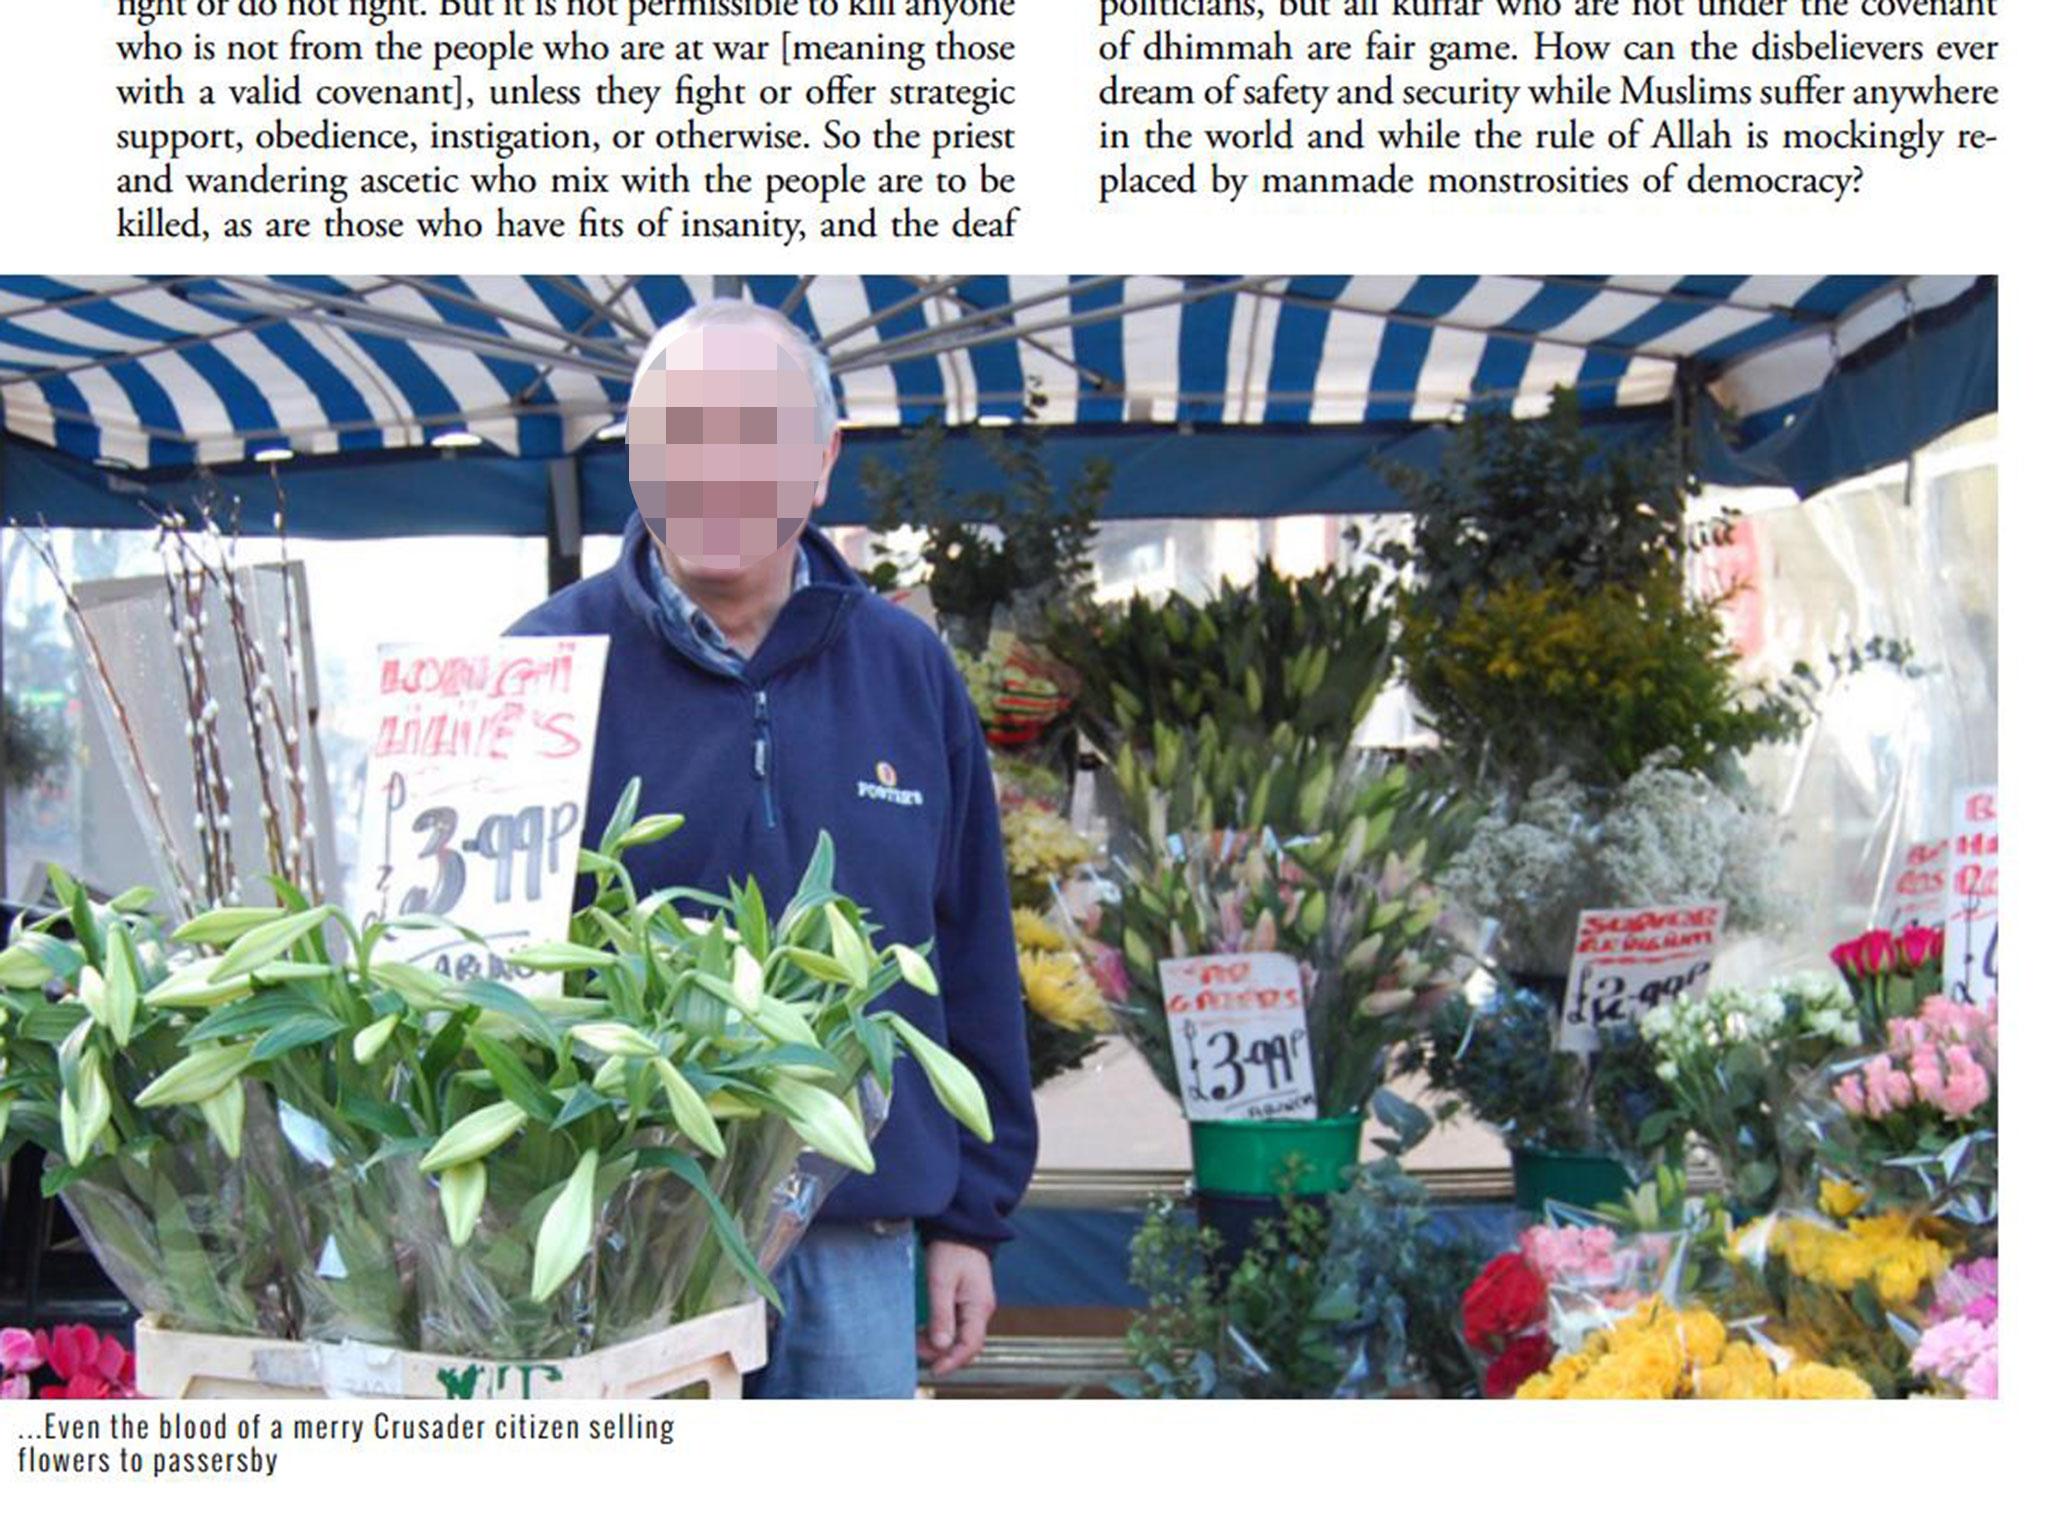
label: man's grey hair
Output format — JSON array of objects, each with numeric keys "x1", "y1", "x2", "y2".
[{"x1": 632, "y1": 298, "x2": 840, "y2": 440}]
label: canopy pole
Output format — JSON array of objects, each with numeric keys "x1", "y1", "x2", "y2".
[
  {"x1": 713, "y1": 276, "x2": 744, "y2": 301},
  {"x1": 547, "y1": 457, "x2": 584, "y2": 594}
]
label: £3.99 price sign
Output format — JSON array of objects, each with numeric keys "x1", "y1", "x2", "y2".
[
  {"x1": 1559, "y1": 903, "x2": 1725, "y2": 1053},
  {"x1": 1160, "y1": 951, "x2": 1318, "y2": 1122},
  {"x1": 350, "y1": 637, "x2": 610, "y2": 993}
]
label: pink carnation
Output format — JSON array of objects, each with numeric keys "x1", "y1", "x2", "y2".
[
  {"x1": 1517, "y1": 1223, "x2": 1620, "y2": 1286},
  {"x1": 1908, "y1": 1042, "x2": 1945, "y2": 1102},
  {"x1": 1834, "y1": 1073, "x2": 1867, "y2": 1116},
  {"x1": 1960, "y1": 1340, "x2": 1998, "y2": 1400},
  {"x1": 1932, "y1": 1047, "x2": 1991, "y2": 1119},
  {"x1": 1911, "y1": 1316, "x2": 1989, "y2": 1380},
  {"x1": 1887, "y1": 1014, "x2": 1928, "y2": 1053}
]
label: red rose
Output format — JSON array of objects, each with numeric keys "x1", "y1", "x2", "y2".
[
  {"x1": 1853, "y1": 929, "x2": 1897, "y2": 978},
  {"x1": 1462, "y1": 1252, "x2": 1549, "y2": 1351},
  {"x1": 1483, "y1": 1332, "x2": 1555, "y2": 1398},
  {"x1": 1898, "y1": 925, "x2": 1943, "y2": 971}
]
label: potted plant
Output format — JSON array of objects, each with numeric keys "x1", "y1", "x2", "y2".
[
  {"x1": 1120, "y1": 1104, "x2": 1484, "y2": 1399},
  {"x1": 1096, "y1": 750, "x2": 1471, "y2": 1245},
  {"x1": 1398, "y1": 985, "x2": 1677, "y2": 1212}
]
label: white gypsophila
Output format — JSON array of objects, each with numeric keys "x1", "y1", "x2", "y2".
[
  {"x1": 1440, "y1": 771, "x2": 1604, "y2": 973},
  {"x1": 1592, "y1": 755, "x2": 1792, "y2": 933},
  {"x1": 1751, "y1": 990, "x2": 1787, "y2": 1030}
]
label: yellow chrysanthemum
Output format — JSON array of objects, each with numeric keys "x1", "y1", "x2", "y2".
[
  {"x1": 1694, "y1": 1342, "x2": 1778, "y2": 1400},
  {"x1": 1774, "y1": 1362, "x2": 1876, "y2": 1400},
  {"x1": 1674, "y1": 1309, "x2": 1727, "y2": 1370},
  {"x1": 1011, "y1": 908, "x2": 1067, "y2": 953},
  {"x1": 1767, "y1": 1210, "x2": 1951, "y2": 1308},
  {"x1": 1818, "y1": 1180, "x2": 1868, "y2": 1220},
  {"x1": 1019, "y1": 950, "x2": 1111, "y2": 1034}
]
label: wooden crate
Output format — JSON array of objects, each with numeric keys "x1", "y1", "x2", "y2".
[{"x1": 135, "y1": 1299, "x2": 768, "y2": 1401}]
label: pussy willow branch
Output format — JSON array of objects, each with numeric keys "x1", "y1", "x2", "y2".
[
  {"x1": 240, "y1": 469, "x2": 319, "y2": 897},
  {"x1": 202, "y1": 509, "x2": 289, "y2": 884},
  {"x1": 155, "y1": 509, "x2": 238, "y2": 904},
  {"x1": 26, "y1": 522, "x2": 201, "y2": 916},
  {"x1": 269, "y1": 469, "x2": 319, "y2": 898},
  {"x1": 152, "y1": 523, "x2": 221, "y2": 902}
]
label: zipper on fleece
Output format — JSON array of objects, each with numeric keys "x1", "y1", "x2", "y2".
[{"x1": 752, "y1": 687, "x2": 777, "y2": 829}]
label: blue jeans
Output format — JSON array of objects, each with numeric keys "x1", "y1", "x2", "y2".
[{"x1": 743, "y1": 1218, "x2": 919, "y2": 1399}]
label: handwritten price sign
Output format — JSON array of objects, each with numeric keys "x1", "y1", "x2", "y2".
[
  {"x1": 1886, "y1": 839, "x2": 1950, "y2": 928},
  {"x1": 1944, "y1": 785, "x2": 1997, "y2": 1004},
  {"x1": 1161, "y1": 951, "x2": 1317, "y2": 1122},
  {"x1": 351, "y1": 638, "x2": 609, "y2": 993},
  {"x1": 1560, "y1": 904, "x2": 1725, "y2": 1053}
]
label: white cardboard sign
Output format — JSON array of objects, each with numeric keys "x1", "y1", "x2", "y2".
[
  {"x1": 1160, "y1": 951, "x2": 1317, "y2": 1122},
  {"x1": 351, "y1": 637, "x2": 609, "y2": 993},
  {"x1": 1943, "y1": 785, "x2": 1998, "y2": 1004},
  {"x1": 1560, "y1": 903, "x2": 1725, "y2": 1053}
]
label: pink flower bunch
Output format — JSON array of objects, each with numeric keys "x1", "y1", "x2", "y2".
[
  {"x1": 1834, "y1": 996, "x2": 1997, "y2": 1123},
  {"x1": 1931, "y1": 1257, "x2": 1998, "y2": 1327},
  {"x1": 1517, "y1": 1222, "x2": 1621, "y2": 1287},
  {"x1": 1912, "y1": 1314, "x2": 1997, "y2": 1398},
  {"x1": 0, "y1": 1324, "x2": 139, "y2": 1399}
]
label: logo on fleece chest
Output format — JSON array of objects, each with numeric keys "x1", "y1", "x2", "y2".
[{"x1": 856, "y1": 759, "x2": 926, "y2": 808}]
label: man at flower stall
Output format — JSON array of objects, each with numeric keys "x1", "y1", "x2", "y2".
[{"x1": 509, "y1": 299, "x2": 1037, "y2": 1397}]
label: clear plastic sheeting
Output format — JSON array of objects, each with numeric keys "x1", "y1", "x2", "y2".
[{"x1": 1711, "y1": 415, "x2": 1997, "y2": 979}]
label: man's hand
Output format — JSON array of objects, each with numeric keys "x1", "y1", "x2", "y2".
[{"x1": 918, "y1": 1240, "x2": 996, "y2": 1377}]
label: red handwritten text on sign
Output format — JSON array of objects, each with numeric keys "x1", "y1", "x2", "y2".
[
  {"x1": 1561, "y1": 903, "x2": 1724, "y2": 1053},
  {"x1": 372, "y1": 639, "x2": 591, "y2": 762},
  {"x1": 1161, "y1": 951, "x2": 1317, "y2": 1123}
]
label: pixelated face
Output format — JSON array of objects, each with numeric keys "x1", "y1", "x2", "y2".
[{"x1": 626, "y1": 325, "x2": 832, "y2": 574}]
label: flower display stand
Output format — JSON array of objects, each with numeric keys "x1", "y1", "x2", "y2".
[{"x1": 135, "y1": 1298, "x2": 768, "y2": 1401}]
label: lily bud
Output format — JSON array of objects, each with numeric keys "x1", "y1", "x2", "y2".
[
  {"x1": 438, "y1": 1161, "x2": 487, "y2": 1248},
  {"x1": 530, "y1": 1150, "x2": 599, "y2": 1302},
  {"x1": 419, "y1": 1100, "x2": 528, "y2": 1173}
]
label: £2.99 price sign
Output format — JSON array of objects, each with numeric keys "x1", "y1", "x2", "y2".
[
  {"x1": 1161, "y1": 951, "x2": 1318, "y2": 1122},
  {"x1": 350, "y1": 638, "x2": 609, "y2": 993},
  {"x1": 1559, "y1": 903, "x2": 1725, "y2": 1053}
]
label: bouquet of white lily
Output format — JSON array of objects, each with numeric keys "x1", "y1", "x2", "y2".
[{"x1": 0, "y1": 781, "x2": 990, "y2": 1358}]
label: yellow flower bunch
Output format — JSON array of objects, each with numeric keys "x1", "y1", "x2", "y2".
[
  {"x1": 1516, "y1": 1299, "x2": 1875, "y2": 1400},
  {"x1": 1759, "y1": 1210, "x2": 1951, "y2": 1310},
  {"x1": 1012, "y1": 907, "x2": 1068, "y2": 953},
  {"x1": 1817, "y1": 1179, "x2": 1869, "y2": 1220},
  {"x1": 1004, "y1": 803, "x2": 1096, "y2": 900},
  {"x1": 1019, "y1": 948, "x2": 1111, "y2": 1035}
]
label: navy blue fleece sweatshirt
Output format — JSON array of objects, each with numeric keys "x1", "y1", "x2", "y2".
[{"x1": 507, "y1": 517, "x2": 1037, "y2": 1250}]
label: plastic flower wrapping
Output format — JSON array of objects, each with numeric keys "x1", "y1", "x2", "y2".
[
  {"x1": 1793, "y1": 995, "x2": 1997, "y2": 1229},
  {"x1": 1098, "y1": 754, "x2": 1473, "y2": 1118},
  {"x1": 1440, "y1": 756, "x2": 1789, "y2": 980},
  {"x1": 995, "y1": 768, "x2": 1117, "y2": 1087},
  {"x1": 1638, "y1": 973, "x2": 1863, "y2": 1214},
  {"x1": 0, "y1": 784, "x2": 993, "y2": 1361}
]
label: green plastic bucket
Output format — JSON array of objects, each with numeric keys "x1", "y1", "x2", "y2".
[
  {"x1": 1189, "y1": 1114, "x2": 1366, "y2": 1198},
  {"x1": 1509, "y1": 1145, "x2": 1631, "y2": 1214}
]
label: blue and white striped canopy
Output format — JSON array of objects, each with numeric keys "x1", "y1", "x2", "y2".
[{"x1": 0, "y1": 275, "x2": 1996, "y2": 530}]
